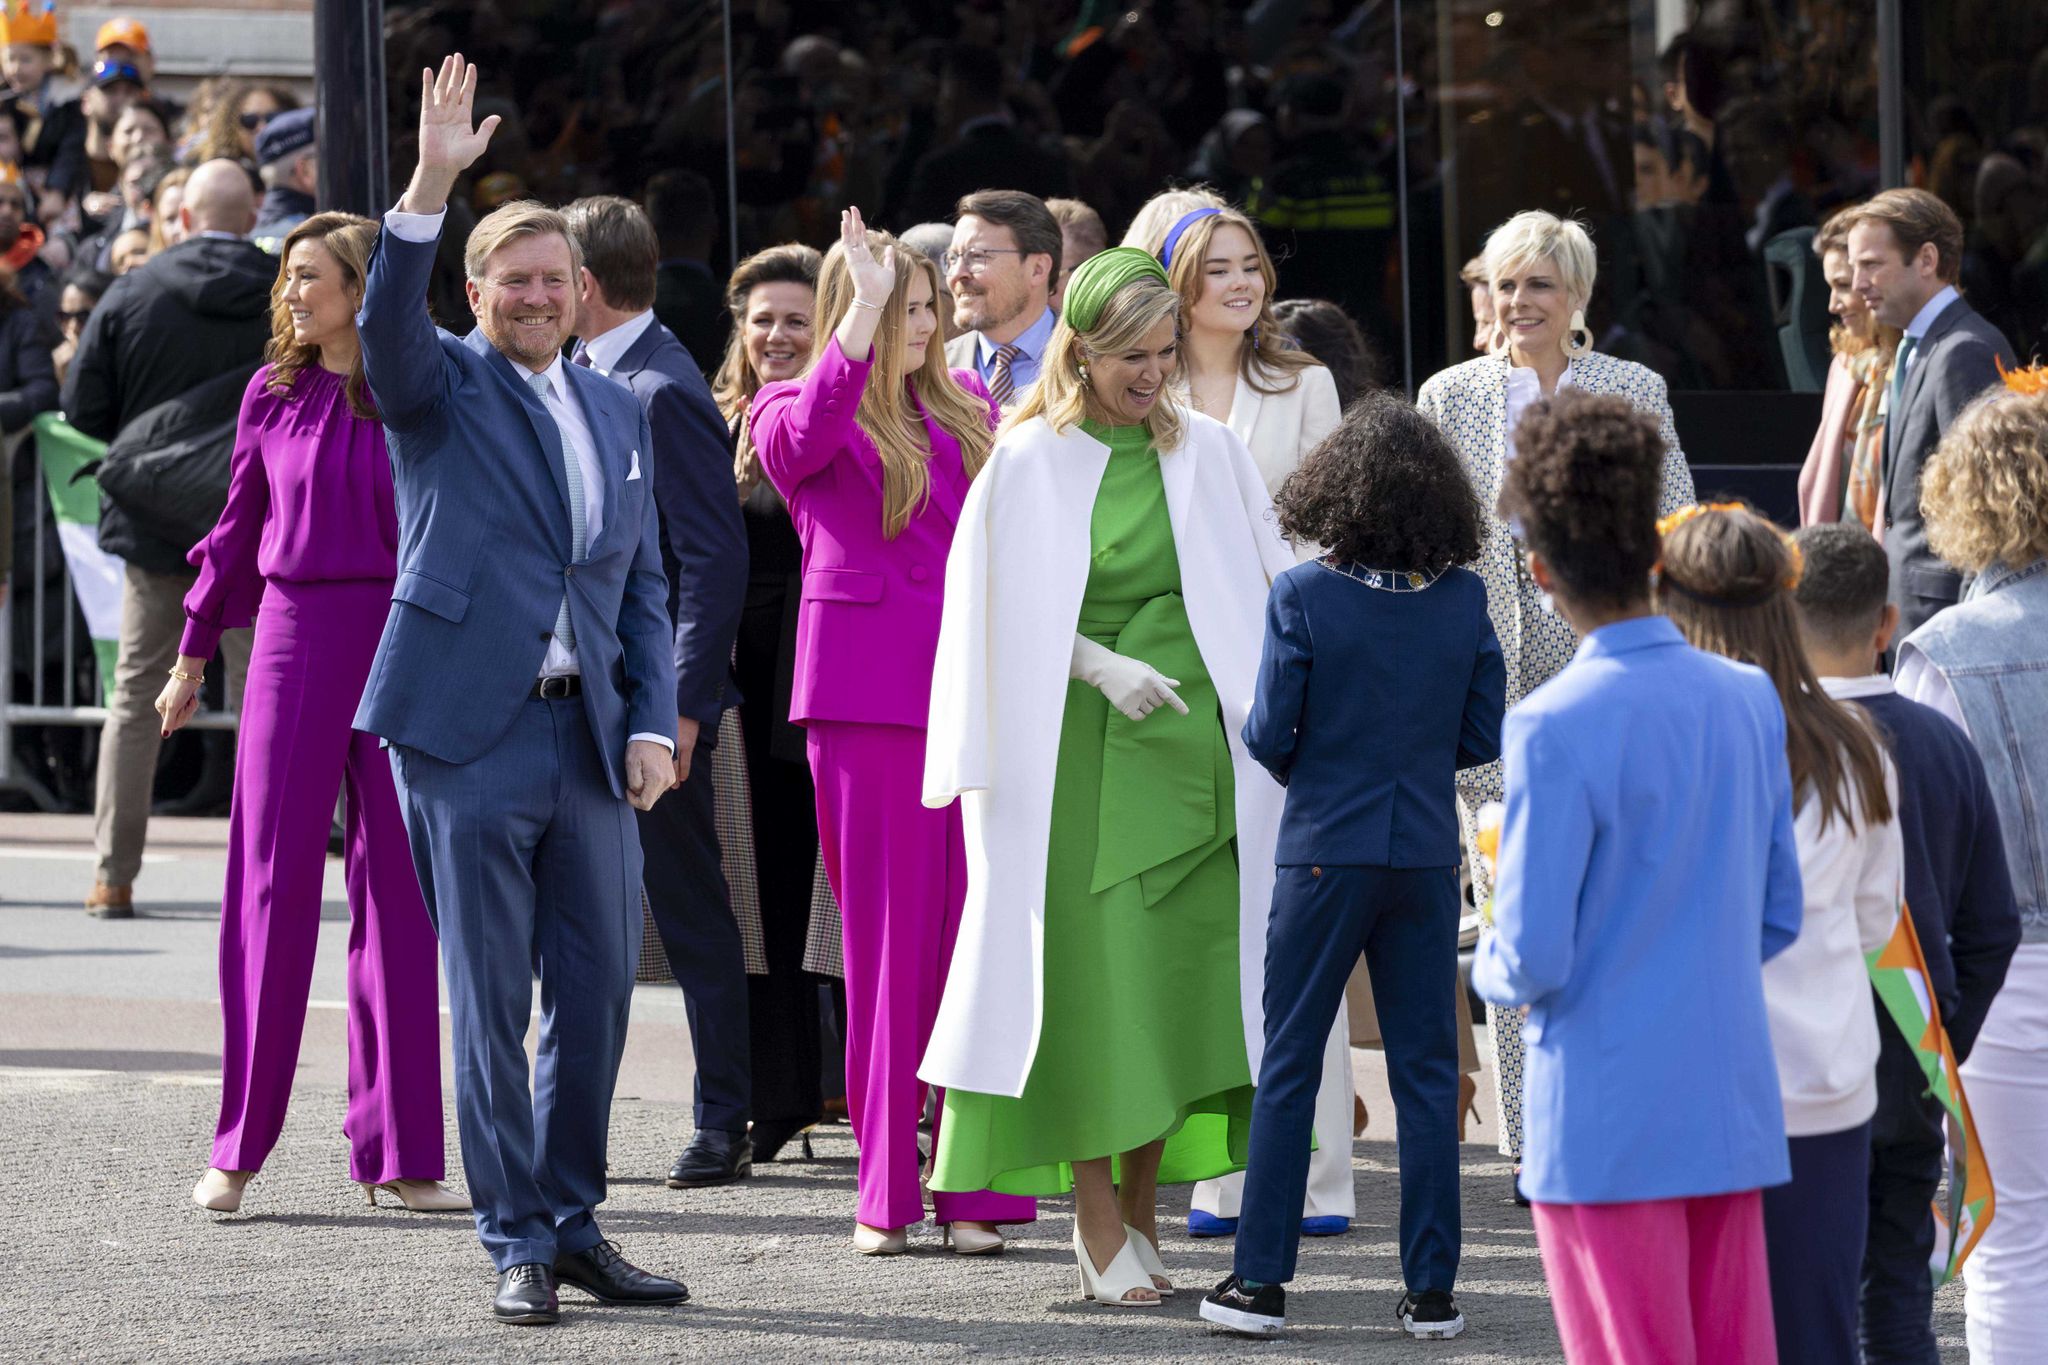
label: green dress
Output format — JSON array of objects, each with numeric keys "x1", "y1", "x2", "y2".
[{"x1": 930, "y1": 419, "x2": 1255, "y2": 1197}]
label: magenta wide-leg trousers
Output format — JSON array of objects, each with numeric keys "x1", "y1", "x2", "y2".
[
  {"x1": 210, "y1": 579, "x2": 446, "y2": 1184},
  {"x1": 808, "y1": 720, "x2": 1035, "y2": 1231}
]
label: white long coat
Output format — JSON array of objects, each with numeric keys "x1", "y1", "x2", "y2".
[{"x1": 919, "y1": 410, "x2": 1296, "y2": 1100}]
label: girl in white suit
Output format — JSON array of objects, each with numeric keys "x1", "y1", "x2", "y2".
[
  {"x1": 1128, "y1": 192, "x2": 1355, "y2": 1237},
  {"x1": 1416, "y1": 210, "x2": 1695, "y2": 1179}
]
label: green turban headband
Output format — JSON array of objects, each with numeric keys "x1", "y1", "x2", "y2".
[{"x1": 1061, "y1": 247, "x2": 1170, "y2": 332}]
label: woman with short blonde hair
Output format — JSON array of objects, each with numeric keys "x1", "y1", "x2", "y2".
[
  {"x1": 1417, "y1": 207, "x2": 1696, "y2": 1178},
  {"x1": 926, "y1": 247, "x2": 1294, "y2": 1306},
  {"x1": 1894, "y1": 385, "x2": 2048, "y2": 1363}
]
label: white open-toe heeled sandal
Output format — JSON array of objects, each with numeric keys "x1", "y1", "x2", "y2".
[
  {"x1": 1123, "y1": 1222, "x2": 1175, "y2": 1296},
  {"x1": 1073, "y1": 1226, "x2": 1163, "y2": 1307}
]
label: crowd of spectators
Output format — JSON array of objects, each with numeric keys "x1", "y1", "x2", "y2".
[{"x1": 381, "y1": 0, "x2": 2048, "y2": 393}]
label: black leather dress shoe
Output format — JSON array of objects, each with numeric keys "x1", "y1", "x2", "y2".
[
  {"x1": 554, "y1": 1240, "x2": 689, "y2": 1305},
  {"x1": 493, "y1": 1263, "x2": 560, "y2": 1325},
  {"x1": 748, "y1": 1117, "x2": 816, "y2": 1164},
  {"x1": 666, "y1": 1128, "x2": 752, "y2": 1188}
]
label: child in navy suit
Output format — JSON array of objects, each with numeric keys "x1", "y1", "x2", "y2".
[{"x1": 1202, "y1": 393, "x2": 1506, "y2": 1340}]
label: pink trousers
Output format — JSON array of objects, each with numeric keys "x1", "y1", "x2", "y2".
[
  {"x1": 808, "y1": 720, "x2": 1035, "y2": 1230},
  {"x1": 211, "y1": 579, "x2": 446, "y2": 1183},
  {"x1": 1532, "y1": 1190, "x2": 1777, "y2": 1365}
]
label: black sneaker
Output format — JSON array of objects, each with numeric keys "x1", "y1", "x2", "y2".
[
  {"x1": 1200, "y1": 1274, "x2": 1286, "y2": 1337},
  {"x1": 1399, "y1": 1289, "x2": 1465, "y2": 1339}
]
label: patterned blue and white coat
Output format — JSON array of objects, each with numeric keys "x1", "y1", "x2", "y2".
[{"x1": 1416, "y1": 347, "x2": 1696, "y2": 1157}]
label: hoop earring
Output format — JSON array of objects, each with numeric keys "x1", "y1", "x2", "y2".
[{"x1": 1562, "y1": 309, "x2": 1594, "y2": 360}]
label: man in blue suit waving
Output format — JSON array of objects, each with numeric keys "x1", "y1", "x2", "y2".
[{"x1": 355, "y1": 55, "x2": 685, "y2": 1326}]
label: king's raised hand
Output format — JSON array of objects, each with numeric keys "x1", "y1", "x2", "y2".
[{"x1": 399, "y1": 54, "x2": 502, "y2": 215}]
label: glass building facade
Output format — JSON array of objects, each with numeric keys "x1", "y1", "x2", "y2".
[{"x1": 374, "y1": 0, "x2": 2048, "y2": 513}]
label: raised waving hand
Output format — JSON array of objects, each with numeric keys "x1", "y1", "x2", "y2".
[
  {"x1": 833, "y1": 205, "x2": 898, "y2": 364},
  {"x1": 398, "y1": 53, "x2": 502, "y2": 216}
]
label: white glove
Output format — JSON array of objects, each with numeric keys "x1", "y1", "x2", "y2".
[{"x1": 1070, "y1": 634, "x2": 1189, "y2": 723}]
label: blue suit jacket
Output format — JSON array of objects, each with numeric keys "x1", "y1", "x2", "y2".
[
  {"x1": 1243, "y1": 562, "x2": 1504, "y2": 867},
  {"x1": 1473, "y1": 616, "x2": 1802, "y2": 1204},
  {"x1": 352, "y1": 225, "x2": 676, "y2": 797},
  {"x1": 598, "y1": 319, "x2": 746, "y2": 731}
]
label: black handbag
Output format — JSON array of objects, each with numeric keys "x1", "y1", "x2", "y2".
[{"x1": 86, "y1": 362, "x2": 261, "y2": 573}]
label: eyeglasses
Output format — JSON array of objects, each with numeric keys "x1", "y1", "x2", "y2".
[
  {"x1": 92, "y1": 59, "x2": 143, "y2": 88},
  {"x1": 239, "y1": 110, "x2": 275, "y2": 131},
  {"x1": 941, "y1": 247, "x2": 1023, "y2": 274}
]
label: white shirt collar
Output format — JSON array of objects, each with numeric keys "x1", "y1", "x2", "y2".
[
  {"x1": 1904, "y1": 285, "x2": 1959, "y2": 341},
  {"x1": 528, "y1": 350, "x2": 570, "y2": 398},
  {"x1": 580, "y1": 309, "x2": 658, "y2": 375},
  {"x1": 1818, "y1": 673, "x2": 1896, "y2": 700}
]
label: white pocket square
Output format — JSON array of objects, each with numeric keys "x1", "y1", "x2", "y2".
[{"x1": 627, "y1": 450, "x2": 642, "y2": 480}]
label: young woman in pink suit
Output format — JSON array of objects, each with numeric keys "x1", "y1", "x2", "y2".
[
  {"x1": 160, "y1": 214, "x2": 462, "y2": 1216},
  {"x1": 751, "y1": 206, "x2": 1036, "y2": 1255}
]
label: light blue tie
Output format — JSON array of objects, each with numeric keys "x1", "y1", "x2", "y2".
[
  {"x1": 1890, "y1": 333, "x2": 1917, "y2": 408},
  {"x1": 527, "y1": 370, "x2": 586, "y2": 653}
]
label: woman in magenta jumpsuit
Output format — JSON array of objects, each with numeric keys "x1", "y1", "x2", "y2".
[
  {"x1": 163, "y1": 214, "x2": 460, "y2": 1215},
  {"x1": 751, "y1": 208, "x2": 1036, "y2": 1255}
]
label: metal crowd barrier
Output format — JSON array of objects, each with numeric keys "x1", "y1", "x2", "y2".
[{"x1": 2, "y1": 434, "x2": 236, "y2": 812}]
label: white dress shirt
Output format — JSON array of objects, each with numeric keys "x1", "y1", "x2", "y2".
[
  {"x1": 381, "y1": 207, "x2": 673, "y2": 753},
  {"x1": 1895, "y1": 284, "x2": 1960, "y2": 391},
  {"x1": 579, "y1": 308, "x2": 656, "y2": 376}
]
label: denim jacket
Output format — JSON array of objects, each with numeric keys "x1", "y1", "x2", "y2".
[{"x1": 1905, "y1": 559, "x2": 2048, "y2": 942}]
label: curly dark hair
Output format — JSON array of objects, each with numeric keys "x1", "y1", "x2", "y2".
[
  {"x1": 1497, "y1": 390, "x2": 1664, "y2": 611},
  {"x1": 1274, "y1": 391, "x2": 1482, "y2": 570},
  {"x1": 1271, "y1": 297, "x2": 1383, "y2": 405}
]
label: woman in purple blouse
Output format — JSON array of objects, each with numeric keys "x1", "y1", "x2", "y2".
[{"x1": 160, "y1": 214, "x2": 461, "y2": 1216}]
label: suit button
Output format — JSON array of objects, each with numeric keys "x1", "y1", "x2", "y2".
[
  {"x1": 1884, "y1": 515, "x2": 1894, "y2": 529},
  {"x1": 910, "y1": 564, "x2": 929, "y2": 582},
  {"x1": 1311, "y1": 866, "x2": 1322, "y2": 877},
  {"x1": 566, "y1": 566, "x2": 576, "y2": 576}
]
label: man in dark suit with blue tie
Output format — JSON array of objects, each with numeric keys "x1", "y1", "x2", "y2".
[
  {"x1": 1845, "y1": 189, "x2": 2017, "y2": 638},
  {"x1": 355, "y1": 56, "x2": 687, "y2": 1326},
  {"x1": 563, "y1": 195, "x2": 755, "y2": 1190}
]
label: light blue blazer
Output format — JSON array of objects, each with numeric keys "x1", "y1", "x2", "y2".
[
  {"x1": 352, "y1": 226, "x2": 676, "y2": 798},
  {"x1": 1473, "y1": 616, "x2": 1803, "y2": 1205}
]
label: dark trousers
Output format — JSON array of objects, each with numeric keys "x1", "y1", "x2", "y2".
[
  {"x1": 736, "y1": 583, "x2": 823, "y2": 1127},
  {"x1": 1237, "y1": 863, "x2": 1461, "y2": 1289},
  {"x1": 1862, "y1": 1026, "x2": 1944, "y2": 1364},
  {"x1": 638, "y1": 725, "x2": 750, "y2": 1134},
  {"x1": 1763, "y1": 1120, "x2": 1873, "y2": 1365},
  {"x1": 391, "y1": 697, "x2": 639, "y2": 1271}
]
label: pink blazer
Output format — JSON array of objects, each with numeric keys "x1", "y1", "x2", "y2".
[
  {"x1": 1797, "y1": 353, "x2": 1858, "y2": 527},
  {"x1": 751, "y1": 336, "x2": 997, "y2": 731}
]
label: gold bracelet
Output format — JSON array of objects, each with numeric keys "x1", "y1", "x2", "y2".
[{"x1": 168, "y1": 667, "x2": 204, "y2": 684}]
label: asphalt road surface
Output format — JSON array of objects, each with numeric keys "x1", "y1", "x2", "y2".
[{"x1": 1, "y1": 813, "x2": 1968, "y2": 1361}]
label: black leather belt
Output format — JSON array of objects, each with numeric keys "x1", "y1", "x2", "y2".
[{"x1": 532, "y1": 675, "x2": 582, "y2": 699}]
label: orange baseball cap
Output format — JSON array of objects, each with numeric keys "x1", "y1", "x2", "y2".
[{"x1": 95, "y1": 17, "x2": 151, "y2": 53}]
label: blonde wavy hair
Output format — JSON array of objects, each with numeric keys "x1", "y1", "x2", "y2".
[
  {"x1": 1923, "y1": 390, "x2": 2048, "y2": 574},
  {"x1": 265, "y1": 212, "x2": 377, "y2": 419},
  {"x1": 1483, "y1": 209, "x2": 1598, "y2": 315},
  {"x1": 1160, "y1": 205, "x2": 1320, "y2": 396},
  {"x1": 711, "y1": 243, "x2": 821, "y2": 497},
  {"x1": 1004, "y1": 272, "x2": 1188, "y2": 453},
  {"x1": 814, "y1": 230, "x2": 994, "y2": 539},
  {"x1": 1121, "y1": 185, "x2": 1227, "y2": 253}
]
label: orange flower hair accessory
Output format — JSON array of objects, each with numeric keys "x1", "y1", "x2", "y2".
[
  {"x1": 1656, "y1": 501, "x2": 1803, "y2": 599},
  {"x1": 1998, "y1": 355, "x2": 2048, "y2": 396}
]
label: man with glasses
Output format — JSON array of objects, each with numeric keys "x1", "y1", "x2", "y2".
[{"x1": 941, "y1": 189, "x2": 1060, "y2": 413}]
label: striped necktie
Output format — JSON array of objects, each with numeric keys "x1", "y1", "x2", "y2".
[
  {"x1": 987, "y1": 342, "x2": 1022, "y2": 408},
  {"x1": 527, "y1": 370, "x2": 586, "y2": 653}
]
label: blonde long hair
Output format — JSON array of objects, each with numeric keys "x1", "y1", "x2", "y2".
[
  {"x1": 813, "y1": 231, "x2": 994, "y2": 538},
  {"x1": 1004, "y1": 273, "x2": 1188, "y2": 453},
  {"x1": 1160, "y1": 205, "x2": 1320, "y2": 396},
  {"x1": 712, "y1": 243, "x2": 822, "y2": 496},
  {"x1": 265, "y1": 212, "x2": 377, "y2": 419}
]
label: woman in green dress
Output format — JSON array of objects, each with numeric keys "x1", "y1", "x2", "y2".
[{"x1": 921, "y1": 249, "x2": 1295, "y2": 1308}]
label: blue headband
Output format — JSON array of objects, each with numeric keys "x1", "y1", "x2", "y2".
[{"x1": 1158, "y1": 207, "x2": 1223, "y2": 271}]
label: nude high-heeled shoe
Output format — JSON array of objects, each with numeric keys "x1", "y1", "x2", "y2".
[
  {"x1": 1073, "y1": 1225, "x2": 1161, "y2": 1307},
  {"x1": 1123, "y1": 1222, "x2": 1175, "y2": 1296},
  {"x1": 942, "y1": 1222, "x2": 1005, "y2": 1256},
  {"x1": 192, "y1": 1168, "x2": 252, "y2": 1213},
  {"x1": 1457, "y1": 1073, "x2": 1480, "y2": 1143},
  {"x1": 852, "y1": 1221, "x2": 909, "y2": 1255},
  {"x1": 361, "y1": 1179, "x2": 471, "y2": 1211}
]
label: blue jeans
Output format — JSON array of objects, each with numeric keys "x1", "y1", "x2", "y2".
[{"x1": 1235, "y1": 864, "x2": 1461, "y2": 1289}]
